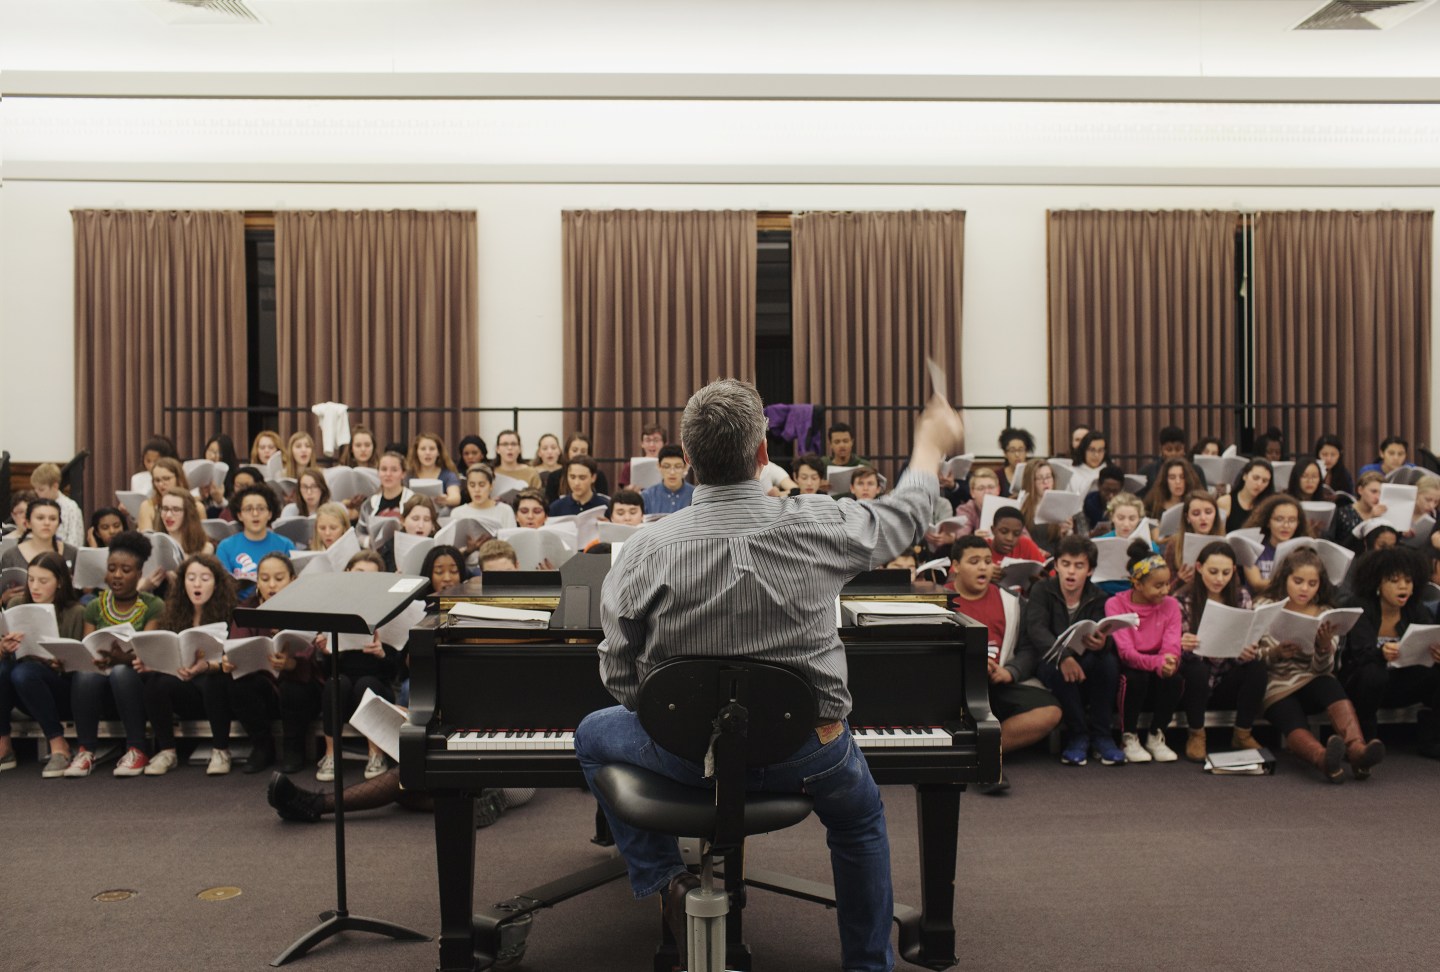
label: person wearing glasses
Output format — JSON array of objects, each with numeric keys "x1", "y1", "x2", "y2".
[
  {"x1": 215, "y1": 484, "x2": 295, "y2": 601},
  {"x1": 997, "y1": 427, "x2": 1034, "y2": 497}
]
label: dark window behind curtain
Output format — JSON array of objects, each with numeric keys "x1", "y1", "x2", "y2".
[
  {"x1": 1252, "y1": 210, "x2": 1432, "y2": 465},
  {"x1": 1047, "y1": 210, "x2": 1237, "y2": 461},
  {"x1": 273, "y1": 210, "x2": 479, "y2": 457},
  {"x1": 790, "y1": 210, "x2": 965, "y2": 479},
  {"x1": 73, "y1": 210, "x2": 247, "y2": 504},
  {"x1": 562, "y1": 209, "x2": 757, "y2": 478}
]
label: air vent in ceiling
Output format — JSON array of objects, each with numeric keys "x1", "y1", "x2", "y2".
[
  {"x1": 153, "y1": 0, "x2": 262, "y2": 24},
  {"x1": 1295, "y1": 0, "x2": 1435, "y2": 29}
]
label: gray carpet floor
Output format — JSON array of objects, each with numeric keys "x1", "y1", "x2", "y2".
[{"x1": 4, "y1": 741, "x2": 1440, "y2": 972}]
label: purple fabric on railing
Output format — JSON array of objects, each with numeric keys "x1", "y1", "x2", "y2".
[{"x1": 764, "y1": 403, "x2": 821, "y2": 454}]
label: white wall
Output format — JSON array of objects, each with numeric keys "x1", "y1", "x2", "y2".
[{"x1": 5, "y1": 179, "x2": 1439, "y2": 467}]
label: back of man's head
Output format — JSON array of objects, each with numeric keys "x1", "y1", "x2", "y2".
[{"x1": 681, "y1": 379, "x2": 767, "y2": 485}]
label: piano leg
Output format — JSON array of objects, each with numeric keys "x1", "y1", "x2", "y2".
[
  {"x1": 433, "y1": 793, "x2": 478, "y2": 972},
  {"x1": 901, "y1": 782, "x2": 961, "y2": 971}
]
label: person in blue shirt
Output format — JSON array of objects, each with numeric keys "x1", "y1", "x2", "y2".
[
  {"x1": 548, "y1": 456, "x2": 610, "y2": 517},
  {"x1": 1358, "y1": 435, "x2": 1417, "y2": 479},
  {"x1": 215, "y1": 484, "x2": 295, "y2": 600},
  {"x1": 639, "y1": 444, "x2": 694, "y2": 515}
]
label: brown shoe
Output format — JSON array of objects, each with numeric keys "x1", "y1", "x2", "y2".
[
  {"x1": 1326, "y1": 700, "x2": 1385, "y2": 780},
  {"x1": 1286, "y1": 728, "x2": 1344, "y2": 784},
  {"x1": 1185, "y1": 729, "x2": 1207, "y2": 763},
  {"x1": 663, "y1": 871, "x2": 700, "y2": 967},
  {"x1": 1230, "y1": 727, "x2": 1263, "y2": 751}
]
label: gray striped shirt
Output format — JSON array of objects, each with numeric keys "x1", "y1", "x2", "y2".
[{"x1": 599, "y1": 469, "x2": 938, "y2": 719}]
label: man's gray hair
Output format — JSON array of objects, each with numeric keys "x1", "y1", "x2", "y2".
[{"x1": 681, "y1": 379, "x2": 768, "y2": 485}]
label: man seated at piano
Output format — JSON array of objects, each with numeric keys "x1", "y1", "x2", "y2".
[
  {"x1": 945, "y1": 535, "x2": 1063, "y2": 794},
  {"x1": 574, "y1": 378, "x2": 964, "y2": 972}
]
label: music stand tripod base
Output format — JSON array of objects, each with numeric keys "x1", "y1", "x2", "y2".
[{"x1": 271, "y1": 910, "x2": 430, "y2": 966}]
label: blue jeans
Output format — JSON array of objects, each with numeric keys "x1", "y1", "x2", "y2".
[
  {"x1": 6, "y1": 659, "x2": 74, "y2": 739},
  {"x1": 72, "y1": 664, "x2": 148, "y2": 752},
  {"x1": 575, "y1": 705, "x2": 894, "y2": 972},
  {"x1": 1040, "y1": 650, "x2": 1119, "y2": 738}
]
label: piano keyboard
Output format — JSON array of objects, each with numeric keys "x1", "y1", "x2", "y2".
[{"x1": 445, "y1": 726, "x2": 952, "y2": 752}]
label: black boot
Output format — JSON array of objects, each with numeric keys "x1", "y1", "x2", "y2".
[
  {"x1": 243, "y1": 736, "x2": 276, "y2": 775},
  {"x1": 1417, "y1": 709, "x2": 1440, "y2": 759},
  {"x1": 279, "y1": 736, "x2": 305, "y2": 775},
  {"x1": 267, "y1": 772, "x2": 325, "y2": 823}
]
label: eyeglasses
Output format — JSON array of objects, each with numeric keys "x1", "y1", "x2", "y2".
[
  {"x1": 240, "y1": 504, "x2": 270, "y2": 514},
  {"x1": 1272, "y1": 517, "x2": 1299, "y2": 527}
]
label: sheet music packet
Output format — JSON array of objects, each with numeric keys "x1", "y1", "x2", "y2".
[
  {"x1": 1192, "y1": 599, "x2": 1289, "y2": 659},
  {"x1": 221, "y1": 629, "x2": 318, "y2": 679},
  {"x1": 1390, "y1": 624, "x2": 1440, "y2": 668},
  {"x1": 1, "y1": 603, "x2": 61, "y2": 659},
  {"x1": 128, "y1": 622, "x2": 231, "y2": 678},
  {"x1": 348, "y1": 687, "x2": 407, "y2": 762},
  {"x1": 37, "y1": 623, "x2": 137, "y2": 674},
  {"x1": 1045, "y1": 613, "x2": 1140, "y2": 662}
]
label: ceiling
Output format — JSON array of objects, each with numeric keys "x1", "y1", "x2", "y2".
[{"x1": 3, "y1": 0, "x2": 1440, "y2": 99}]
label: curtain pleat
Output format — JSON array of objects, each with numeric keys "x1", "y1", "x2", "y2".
[
  {"x1": 73, "y1": 210, "x2": 247, "y2": 507},
  {"x1": 1047, "y1": 210, "x2": 1236, "y2": 461},
  {"x1": 791, "y1": 211, "x2": 965, "y2": 477},
  {"x1": 1253, "y1": 210, "x2": 1431, "y2": 464},
  {"x1": 273, "y1": 210, "x2": 478, "y2": 456},
  {"x1": 562, "y1": 210, "x2": 757, "y2": 474}
]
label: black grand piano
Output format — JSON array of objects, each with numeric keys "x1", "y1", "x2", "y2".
[{"x1": 401, "y1": 575, "x2": 1000, "y2": 972}]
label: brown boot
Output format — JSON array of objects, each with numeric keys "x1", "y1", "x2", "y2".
[
  {"x1": 1231, "y1": 727, "x2": 1263, "y2": 751},
  {"x1": 1185, "y1": 729, "x2": 1207, "y2": 763},
  {"x1": 1327, "y1": 700, "x2": 1384, "y2": 780},
  {"x1": 1286, "y1": 728, "x2": 1344, "y2": 783}
]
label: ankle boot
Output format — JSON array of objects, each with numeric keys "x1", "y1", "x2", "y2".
[
  {"x1": 1327, "y1": 700, "x2": 1384, "y2": 780},
  {"x1": 1286, "y1": 728, "x2": 1344, "y2": 783},
  {"x1": 243, "y1": 735, "x2": 276, "y2": 775},
  {"x1": 279, "y1": 736, "x2": 306, "y2": 775},
  {"x1": 1231, "y1": 727, "x2": 1264, "y2": 751},
  {"x1": 1185, "y1": 729, "x2": 1207, "y2": 763}
]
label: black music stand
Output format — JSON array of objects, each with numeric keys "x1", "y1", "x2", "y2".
[{"x1": 236, "y1": 571, "x2": 433, "y2": 966}]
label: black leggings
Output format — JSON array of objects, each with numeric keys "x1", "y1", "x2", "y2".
[
  {"x1": 1204, "y1": 660, "x2": 1269, "y2": 731},
  {"x1": 278, "y1": 679, "x2": 322, "y2": 747},
  {"x1": 1121, "y1": 655, "x2": 1210, "y2": 734},
  {"x1": 144, "y1": 672, "x2": 232, "y2": 751},
  {"x1": 1344, "y1": 664, "x2": 1440, "y2": 740},
  {"x1": 320, "y1": 674, "x2": 393, "y2": 738},
  {"x1": 1264, "y1": 677, "x2": 1348, "y2": 736},
  {"x1": 226, "y1": 673, "x2": 280, "y2": 745}
]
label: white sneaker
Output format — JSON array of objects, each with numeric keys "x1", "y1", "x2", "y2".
[
  {"x1": 316, "y1": 754, "x2": 335, "y2": 783},
  {"x1": 207, "y1": 749, "x2": 232, "y2": 776},
  {"x1": 63, "y1": 749, "x2": 95, "y2": 778},
  {"x1": 1121, "y1": 732, "x2": 1152, "y2": 763},
  {"x1": 1144, "y1": 730, "x2": 1178, "y2": 763},
  {"x1": 145, "y1": 750, "x2": 179, "y2": 776},
  {"x1": 364, "y1": 750, "x2": 388, "y2": 780}
]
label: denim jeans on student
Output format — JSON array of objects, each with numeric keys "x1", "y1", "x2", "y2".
[
  {"x1": 575, "y1": 704, "x2": 894, "y2": 972},
  {"x1": 1040, "y1": 650, "x2": 1120, "y2": 738},
  {"x1": 6, "y1": 659, "x2": 73, "y2": 739},
  {"x1": 0, "y1": 655, "x2": 19, "y2": 736}
]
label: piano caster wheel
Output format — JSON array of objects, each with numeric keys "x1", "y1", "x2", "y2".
[{"x1": 480, "y1": 911, "x2": 532, "y2": 972}]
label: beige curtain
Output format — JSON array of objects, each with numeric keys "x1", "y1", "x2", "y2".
[
  {"x1": 274, "y1": 210, "x2": 478, "y2": 456},
  {"x1": 73, "y1": 210, "x2": 247, "y2": 507},
  {"x1": 562, "y1": 210, "x2": 757, "y2": 469},
  {"x1": 791, "y1": 211, "x2": 965, "y2": 476},
  {"x1": 1048, "y1": 210, "x2": 1236, "y2": 462},
  {"x1": 1253, "y1": 210, "x2": 1431, "y2": 465}
]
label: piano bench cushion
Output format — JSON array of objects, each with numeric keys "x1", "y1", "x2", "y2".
[{"x1": 592, "y1": 765, "x2": 814, "y2": 840}]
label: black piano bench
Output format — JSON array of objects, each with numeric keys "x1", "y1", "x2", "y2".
[{"x1": 592, "y1": 657, "x2": 818, "y2": 972}]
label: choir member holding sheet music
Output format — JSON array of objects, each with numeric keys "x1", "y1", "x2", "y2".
[
  {"x1": 339, "y1": 424, "x2": 379, "y2": 469},
  {"x1": 1335, "y1": 471, "x2": 1390, "y2": 553},
  {"x1": 134, "y1": 554, "x2": 238, "y2": 776},
  {"x1": 249, "y1": 430, "x2": 282, "y2": 467},
  {"x1": 946, "y1": 536, "x2": 1061, "y2": 792},
  {"x1": 927, "y1": 466, "x2": 998, "y2": 552},
  {"x1": 281, "y1": 468, "x2": 331, "y2": 519},
  {"x1": 199, "y1": 433, "x2": 241, "y2": 515},
  {"x1": 1284, "y1": 457, "x2": 1334, "y2": 506},
  {"x1": 0, "y1": 500, "x2": 80, "y2": 600},
  {"x1": 618, "y1": 424, "x2": 668, "y2": 489},
  {"x1": 1018, "y1": 459, "x2": 1074, "y2": 554},
  {"x1": 1241, "y1": 495, "x2": 1309, "y2": 590},
  {"x1": 406, "y1": 432, "x2": 464, "y2": 508},
  {"x1": 1408, "y1": 475, "x2": 1440, "y2": 550},
  {"x1": 311, "y1": 552, "x2": 400, "y2": 782},
  {"x1": 531, "y1": 432, "x2": 564, "y2": 480},
  {"x1": 1163, "y1": 492, "x2": 1224, "y2": 586},
  {"x1": 493, "y1": 430, "x2": 542, "y2": 492},
  {"x1": 282, "y1": 431, "x2": 316, "y2": 479},
  {"x1": 215, "y1": 485, "x2": 295, "y2": 601},
  {"x1": 1342, "y1": 547, "x2": 1440, "y2": 756},
  {"x1": 309, "y1": 503, "x2": 351, "y2": 551},
  {"x1": 358, "y1": 451, "x2": 415, "y2": 537},
  {"x1": 1143, "y1": 458, "x2": 1203, "y2": 522},
  {"x1": 156, "y1": 487, "x2": 213, "y2": 558},
  {"x1": 1176, "y1": 542, "x2": 1269, "y2": 758},
  {"x1": 1218, "y1": 459, "x2": 1274, "y2": 534},
  {"x1": 229, "y1": 552, "x2": 321, "y2": 774},
  {"x1": 135, "y1": 458, "x2": 189, "y2": 534},
  {"x1": 1254, "y1": 549, "x2": 1382, "y2": 783},
  {"x1": 216, "y1": 466, "x2": 264, "y2": 523},
  {"x1": 86, "y1": 507, "x2": 130, "y2": 551},
  {"x1": 1095, "y1": 494, "x2": 1156, "y2": 595},
  {"x1": 0, "y1": 552, "x2": 85, "y2": 777},
  {"x1": 66, "y1": 532, "x2": 165, "y2": 778},
  {"x1": 450, "y1": 463, "x2": 518, "y2": 534},
  {"x1": 545, "y1": 433, "x2": 612, "y2": 503},
  {"x1": 983, "y1": 508, "x2": 1048, "y2": 584},
  {"x1": 1359, "y1": 436, "x2": 1415, "y2": 479},
  {"x1": 1068, "y1": 430, "x2": 1110, "y2": 496},
  {"x1": 1108, "y1": 543, "x2": 1198, "y2": 764},
  {"x1": 1314, "y1": 434, "x2": 1355, "y2": 496},
  {"x1": 1081, "y1": 466, "x2": 1126, "y2": 533},
  {"x1": 996, "y1": 427, "x2": 1034, "y2": 497},
  {"x1": 1024, "y1": 534, "x2": 1129, "y2": 767},
  {"x1": 549, "y1": 456, "x2": 609, "y2": 516}
]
